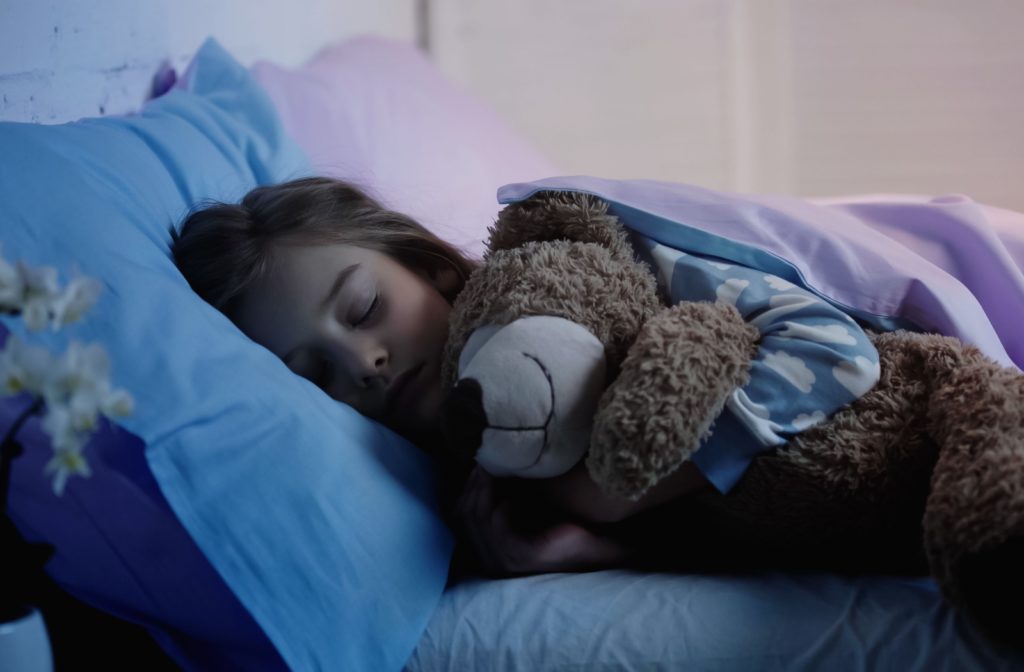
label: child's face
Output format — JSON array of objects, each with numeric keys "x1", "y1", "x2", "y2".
[{"x1": 232, "y1": 242, "x2": 453, "y2": 444}]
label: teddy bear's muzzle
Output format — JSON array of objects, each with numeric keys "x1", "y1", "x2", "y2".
[{"x1": 441, "y1": 316, "x2": 607, "y2": 479}]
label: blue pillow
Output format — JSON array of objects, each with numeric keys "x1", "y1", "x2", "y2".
[{"x1": 1, "y1": 38, "x2": 453, "y2": 671}]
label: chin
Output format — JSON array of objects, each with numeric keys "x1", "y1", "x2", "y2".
[{"x1": 403, "y1": 386, "x2": 444, "y2": 447}]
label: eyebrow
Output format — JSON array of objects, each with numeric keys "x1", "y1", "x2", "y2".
[
  {"x1": 319, "y1": 263, "x2": 361, "y2": 314},
  {"x1": 283, "y1": 263, "x2": 360, "y2": 366}
]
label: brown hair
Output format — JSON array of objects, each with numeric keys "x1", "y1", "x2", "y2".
[{"x1": 170, "y1": 177, "x2": 477, "y2": 317}]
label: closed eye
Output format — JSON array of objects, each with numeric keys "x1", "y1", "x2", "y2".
[{"x1": 354, "y1": 293, "x2": 381, "y2": 327}]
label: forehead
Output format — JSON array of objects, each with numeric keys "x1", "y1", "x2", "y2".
[
  {"x1": 254, "y1": 242, "x2": 372, "y2": 302},
  {"x1": 231, "y1": 243, "x2": 375, "y2": 353}
]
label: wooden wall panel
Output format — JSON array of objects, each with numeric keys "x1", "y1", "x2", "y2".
[{"x1": 430, "y1": 0, "x2": 1024, "y2": 210}]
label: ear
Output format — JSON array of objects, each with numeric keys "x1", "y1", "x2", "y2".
[{"x1": 428, "y1": 264, "x2": 462, "y2": 302}]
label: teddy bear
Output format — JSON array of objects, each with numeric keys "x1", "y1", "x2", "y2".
[{"x1": 439, "y1": 190, "x2": 1024, "y2": 647}]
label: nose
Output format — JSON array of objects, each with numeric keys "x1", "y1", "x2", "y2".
[
  {"x1": 352, "y1": 340, "x2": 388, "y2": 388},
  {"x1": 332, "y1": 332, "x2": 388, "y2": 390}
]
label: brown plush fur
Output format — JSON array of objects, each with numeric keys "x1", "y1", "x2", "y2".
[
  {"x1": 441, "y1": 191, "x2": 1024, "y2": 646},
  {"x1": 485, "y1": 191, "x2": 637, "y2": 266},
  {"x1": 442, "y1": 196, "x2": 662, "y2": 388},
  {"x1": 690, "y1": 330, "x2": 949, "y2": 572},
  {"x1": 588, "y1": 302, "x2": 759, "y2": 500}
]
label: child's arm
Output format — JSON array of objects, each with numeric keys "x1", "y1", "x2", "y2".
[
  {"x1": 454, "y1": 462, "x2": 709, "y2": 576},
  {"x1": 689, "y1": 259, "x2": 882, "y2": 493},
  {"x1": 530, "y1": 459, "x2": 710, "y2": 524},
  {"x1": 454, "y1": 466, "x2": 634, "y2": 576},
  {"x1": 635, "y1": 236, "x2": 882, "y2": 494}
]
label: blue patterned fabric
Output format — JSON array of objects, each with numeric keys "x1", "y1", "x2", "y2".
[{"x1": 632, "y1": 235, "x2": 880, "y2": 492}]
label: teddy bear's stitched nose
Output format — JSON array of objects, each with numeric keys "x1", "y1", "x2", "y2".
[{"x1": 441, "y1": 378, "x2": 488, "y2": 459}]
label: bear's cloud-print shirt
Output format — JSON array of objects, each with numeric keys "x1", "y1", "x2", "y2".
[{"x1": 631, "y1": 233, "x2": 881, "y2": 493}]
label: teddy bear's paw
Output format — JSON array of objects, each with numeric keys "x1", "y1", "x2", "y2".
[
  {"x1": 923, "y1": 355, "x2": 1024, "y2": 650},
  {"x1": 587, "y1": 302, "x2": 760, "y2": 500},
  {"x1": 954, "y1": 538, "x2": 1024, "y2": 650},
  {"x1": 926, "y1": 471, "x2": 1024, "y2": 650}
]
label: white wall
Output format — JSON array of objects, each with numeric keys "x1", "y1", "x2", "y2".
[
  {"x1": 4, "y1": 0, "x2": 1022, "y2": 211},
  {"x1": 0, "y1": 0, "x2": 417, "y2": 124},
  {"x1": 430, "y1": 0, "x2": 1024, "y2": 211}
]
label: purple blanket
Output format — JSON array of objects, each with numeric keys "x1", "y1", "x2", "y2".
[{"x1": 499, "y1": 178, "x2": 1024, "y2": 370}]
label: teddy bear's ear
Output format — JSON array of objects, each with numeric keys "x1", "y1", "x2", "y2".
[{"x1": 485, "y1": 191, "x2": 635, "y2": 263}]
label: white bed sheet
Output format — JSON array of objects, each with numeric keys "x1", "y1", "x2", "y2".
[{"x1": 407, "y1": 570, "x2": 1023, "y2": 671}]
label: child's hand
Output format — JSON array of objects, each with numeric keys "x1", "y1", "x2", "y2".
[{"x1": 454, "y1": 466, "x2": 634, "y2": 577}]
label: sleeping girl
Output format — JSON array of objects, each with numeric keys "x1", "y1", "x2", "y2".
[{"x1": 171, "y1": 175, "x2": 881, "y2": 578}]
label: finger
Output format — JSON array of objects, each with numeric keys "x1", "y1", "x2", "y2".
[
  {"x1": 543, "y1": 524, "x2": 633, "y2": 570},
  {"x1": 471, "y1": 467, "x2": 497, "y2": 522},
  {"x1": 456, "y1": 469, "x2": 501, "y2": 559},
  {"x1": 455, "y1": 465, "x2": 485, "y2": 518},
  {"x1": 474, "y1": 493, "x2": 527, "y2": 574},
  {"x1": 489, "y1": 498, "x2": 530, "y2": 571}
]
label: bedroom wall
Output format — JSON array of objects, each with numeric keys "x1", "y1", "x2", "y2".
[
  {"x1": 3, "y1": 1, "x2": 1021, "y2": 211},
  {"x1": 430, "y1": 0, "x2": 1024, "y2": 211},
  {"x1": 0, "y1": 0, "x2": 418, "y2": 124}
]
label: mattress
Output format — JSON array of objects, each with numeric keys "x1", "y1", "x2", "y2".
[{"x1": 407, "y1": 570, "x2": 1024, "y2": 671}]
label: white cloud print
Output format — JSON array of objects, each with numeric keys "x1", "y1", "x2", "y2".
[
  {"x1": 707, "y1": 261, "x2": 732, "y2": 270},
  {"x1": 763, "y1": 351, "x2": 815, "y2": 393},
  {"x1": 776, "y1": 322, "x2": 858, "y2": 345},
  {"x1": 750, "y1": 294, "x2": 820, "y2": 331},
  {"x1": 833, "y1": 356, "x2": 881, "y2": 397},
  {"x1": 791, "y1": 410, "x2": 826, "y2": 431},
  {"x1": 727, "y1": 390, "x2": 786, "y2": 446},
  {"x1": 716, "y1": 278, "x2": 749, "y2": 305},
  {"x1": 764, "y1": 275, "x2": 796, "y2": 291}
]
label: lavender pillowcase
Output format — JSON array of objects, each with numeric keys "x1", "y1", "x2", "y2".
[
  {"x1": 500, "y1": 177, "x2": 1024, "y2": 370},
  {"x1": 250, "y1": 36, "x2": 558, "y2": 260}
]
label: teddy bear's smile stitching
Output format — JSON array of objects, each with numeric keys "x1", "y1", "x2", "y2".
[{"x1": 483, "y1": 352, "x2": 555, "y2": 471}]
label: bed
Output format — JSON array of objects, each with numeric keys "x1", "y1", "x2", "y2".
[
  {"x1": 409, "y1": 571, "x2": 1014, "y2": 671},
  {"x1": 3, "y1": 5, "x2": 1024, "y2": 671}
]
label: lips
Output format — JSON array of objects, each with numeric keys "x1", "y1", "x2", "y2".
[{"x1": 386, "y1": 363, "x2": 424, "y2": 415}]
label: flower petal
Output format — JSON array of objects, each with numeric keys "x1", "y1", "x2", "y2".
[
  {"x1": 51, "y1": 276, "x2": 102, "y2": 328},
  {"x1": 101, "y1": 388, "x2": 135, "y2": 418}
]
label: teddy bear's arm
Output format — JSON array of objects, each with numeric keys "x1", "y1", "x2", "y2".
[{"x1": 586, "y1": 301, "x2": 760, "y2": 501}]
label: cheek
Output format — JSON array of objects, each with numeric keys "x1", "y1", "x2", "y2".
[
  {"x1": 392, "y1": 293, "x2": 437, "y2": 343},
  {"x1": 388, "y1": 281, "x2": 452, "y2": 350},
  {"x1": 427, "y1": 294, "x2": 452, "y2": 343}
]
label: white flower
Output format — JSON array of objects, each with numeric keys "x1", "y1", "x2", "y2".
[
  {"x1": 0, "y1": 335, "x2": 55, "y2": 396},
  {"x1": 100, "y1": 388, "x2": 134, "y2": 418},
  {"x1": 0, "y1": 246, "x2": 24, "y2": 312},
  {"x1": 40, "y1": 339, "x2": 134, "y2": 428},
  {"x1": 67, "y1": 388, "x2": 102, "y2": 433},
  {"x1": 18, "y1": 262, "x2": 60, "y2": 332},
  {"x1": 40, "y1": 404, "x2": 87, "y2": 453},
  {"x1": 50, "y1": 276, "x2": 102, "y2": 328},
  {"x1": 44, "y1": 446, "x2": 92, "y2": 496},
  {"x1": 0, "y1": 252, "x2": 103, "y2": 328},
  {"x1": 42, "y1": 341, "x2": 111, "y2": 406},
  {"x1": 0, "y1": 255, "x2": 126, "y2": 496}
]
